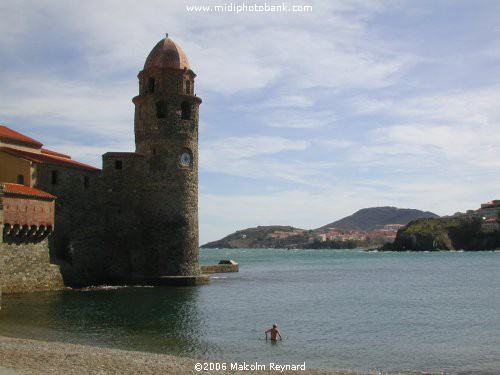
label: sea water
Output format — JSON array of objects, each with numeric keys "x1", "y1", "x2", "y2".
[{"x1": 0, "y1": 249, "x2": 499, "y2": 374}]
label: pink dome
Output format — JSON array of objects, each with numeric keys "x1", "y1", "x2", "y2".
[{"x1": 144, "y1": 35, "x2": 190, "y2": 70}]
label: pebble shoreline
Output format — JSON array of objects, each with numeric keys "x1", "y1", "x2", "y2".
[{"x1": 0, "y1": 336, "x2": 362, "y2": 375}]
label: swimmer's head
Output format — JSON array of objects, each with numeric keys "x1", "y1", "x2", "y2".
[{"x1": 273, "y1": 324, "x2": 277, "y2": 328}]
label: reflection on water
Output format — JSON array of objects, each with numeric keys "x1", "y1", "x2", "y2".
[
  {"x1": 0, "y1": 286, "x2": 217, "y2": 358},
  {"x1": 1, "y1": 249, "x2": 500, "y2": 373}
]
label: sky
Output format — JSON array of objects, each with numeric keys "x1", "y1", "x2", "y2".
[{"x1": 1, "y1": 0, "x2": 500, "y2": 244}]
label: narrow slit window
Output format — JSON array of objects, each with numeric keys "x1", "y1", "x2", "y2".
[
  {"x1": 181, "y1": 101, "x2": 191, "y2": 120},
  {"x1": 115, "y1": 160, "x2": 123, "y2": 170},
  {"x1": 51, "y1": 170, "x2": 58, "y2": 185},
  {"x1": 147, "y1": 77, "x2": 155, "y2": 93},
  {"x1": 156, "y1": 101, "x2": 167, "y2": 118}
]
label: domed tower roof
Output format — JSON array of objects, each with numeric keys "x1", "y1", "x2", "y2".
[{"x1": 144, "y1": 34, "x2": 190, "y2": 70}]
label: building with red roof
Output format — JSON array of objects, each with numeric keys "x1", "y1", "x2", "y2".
[
  {"x1": 0, "y1": 124, "x2": 98, "y2": 188},
  {"x1": 1, "y1": 183, "x2": 56, "y2": 233},
  {"x1": 0, "y1": 124, "x2": 100, "y2": 257}
]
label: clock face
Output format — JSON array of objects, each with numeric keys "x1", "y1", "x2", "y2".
[{"x1": 180, "y1": 152, "x2": 192, "y2": 166}]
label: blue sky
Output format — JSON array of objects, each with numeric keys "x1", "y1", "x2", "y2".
[{"x1": 1, "y1": 1, "x2": 500, "y2": 244}]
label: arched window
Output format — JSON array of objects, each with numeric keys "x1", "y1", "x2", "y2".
[
  {"x1": 181, "y1": 101, "x2": 191, "y2": 120},
  {"x1": 185, "y1": 80, "x2": 191, "y2": 94},
  {"x1": 147, "y1": 77, "x2": 155, "y2": 93},
  {"x1": 156, "y1": 101, "x2": 167, "y2": 118},
  {"x1": 17, "y1": 174, "x2": 24, "y2": 185}
]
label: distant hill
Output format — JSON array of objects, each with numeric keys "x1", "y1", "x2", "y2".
[
  {"x1": 201, "y1": 207, "x2": 440, "y2": 248},
  {"x1": 201, "y1": 226, "x2": 305, "y2": 249},
  {"x1": 318, "y1": 206, "x2": 439, "y2": 232}
]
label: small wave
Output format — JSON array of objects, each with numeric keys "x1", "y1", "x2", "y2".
[{"x1": 80, "y1": 285, "x2": 154, "y2": 291}]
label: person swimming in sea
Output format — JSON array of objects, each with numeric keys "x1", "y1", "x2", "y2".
[{"x1": 265, "y1": 324, "x2": 282, "y2": 341}]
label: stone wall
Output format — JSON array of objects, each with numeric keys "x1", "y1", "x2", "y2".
[
  {"x1": 200, "y1": 263, "x2": 239, "y2": 273},
  {"x1": 101, "y1": 152, "x2": 145, "y2": 278},
  {"x1": 0, "y1": 239, "x2": 64, "y2": 293},
  {"x1": 34, "y1": 164, "x2": 108, "y2": 286}
]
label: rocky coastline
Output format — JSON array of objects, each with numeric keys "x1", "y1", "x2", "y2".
[{"x1": 380, "y1": 217, "x2": 500, "y2": 251}]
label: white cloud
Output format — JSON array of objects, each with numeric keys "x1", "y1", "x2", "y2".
[
  {"x1": 264, "y1": 110, "x2": 336, "y2": 129},
  {"x1": 0, "y1": 75, "x2": 135, "y2": 135},
  {"x1": 344, "y1": 85, "x2": 500, "y2": 173},
  {"x1": 200, "y1": 136, "x2": 338, "y2": 183},
  {"x1": 350, "y1": 85, "x2": 500, "y2": 125},
  {"x1": 316, "y1": 139, "x2": 356, "y2": 149},
  {"x1": 262, "y1": 95, "x2": 315, "y2": 109},
  {"x1": 202, "y1": 136, "x2": 308, "y2": 160}
]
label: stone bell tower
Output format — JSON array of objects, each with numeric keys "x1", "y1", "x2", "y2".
[
  {"x1": 130, "y1": 34, "x2": 202, "y2": 279},
  {"x1": 102, "y1": 35, "x2": 206, "y2": 284}
]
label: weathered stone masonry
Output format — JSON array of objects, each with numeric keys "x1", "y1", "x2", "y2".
[
  {"x1": 0, "y1": 36, "x2": 207, "y2": 295},
  {"x1": 0, "y1": 183, "x2": 64, "y2": 296},
  {"x1": 101, "y1": 36, "x2": 204, "y2": 281}
]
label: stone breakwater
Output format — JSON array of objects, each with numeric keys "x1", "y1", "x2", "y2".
[{"x1": 0, "y1": 336, "x2": 373, "y2": 375}]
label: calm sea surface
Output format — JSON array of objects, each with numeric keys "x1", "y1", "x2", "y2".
[{"x1": 1, "y1": 249, "x2": 499, "y2": 374}]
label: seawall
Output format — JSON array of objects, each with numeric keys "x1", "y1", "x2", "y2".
[
  {"x1": 201, "y1": 260, "x2": 239, "y2": 273},
  {"x1": 0, "y1": 239, "x2": 64, "y2": 294}
]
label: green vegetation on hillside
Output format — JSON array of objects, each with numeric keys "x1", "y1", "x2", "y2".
[
  {"x1": 383, "y1": 217, "x2": 500, "y2": 251},
  {"x1": 201, "y1": 226, "x2": 305, "y2": 248}
]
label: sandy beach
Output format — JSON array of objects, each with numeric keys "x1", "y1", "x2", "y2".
[{"x1": 0, "y1": 336, "x2": 368, "y2": 375}]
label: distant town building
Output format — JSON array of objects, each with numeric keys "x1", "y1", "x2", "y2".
[
  {"x1": 481, "y1": 218, "x2": 500, "y2": 233},
  {"x1": 478, "y1": 200, "x2": 500, "y2": 219},
  {"x1": 315, "y1": 234, "x2": 327, "y2": 242},
  {"x1": 383, "y1": 224, "x2": 405, "y2": 231}
]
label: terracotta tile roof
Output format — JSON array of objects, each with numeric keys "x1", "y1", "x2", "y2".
[
  {"x1": 41, "y1": 148, "x2": 71, "y2": 159},
  {"x1": 0, "y1": 125, "x2": 43, "y2": 148},
  {"x1": 3, "y1": 183, "x2": 56, "y2": 199},
  {"x1": 144, "y1": 36, "x2": 190, "y2": 70},
  {"x1": 0, "y1": 147, "x2": 100, "y2": 172}
]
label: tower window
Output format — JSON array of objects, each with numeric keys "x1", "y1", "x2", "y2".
[
  {"x1": 17, "y1": 174, "x2": 24, "y2": 185},
  {"x1": 181, "y1": 101, "x2": 191, "y2": 120},
  {"x1": 84, "y1": 176, "x2": 90, "y2": 189},
  {"x1": 51, "y1": 170, "x2": 59, "y2": 185},
  {"x1": 156, "y1": 101, "x2": 167, "y2": 118},
  {"x1": 115, "y1": 160, "x2": 123, "y2": 170},
  {"x1": 147, "y1": 77, "x2": 156, "y2": 93},
  {"x1": 185, "y1": 80, "x2": 191, "y2": 94}
]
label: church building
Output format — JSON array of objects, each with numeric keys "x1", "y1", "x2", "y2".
[{"x1": 0, "y1": 35, "x2": 207, "y2": 296}]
